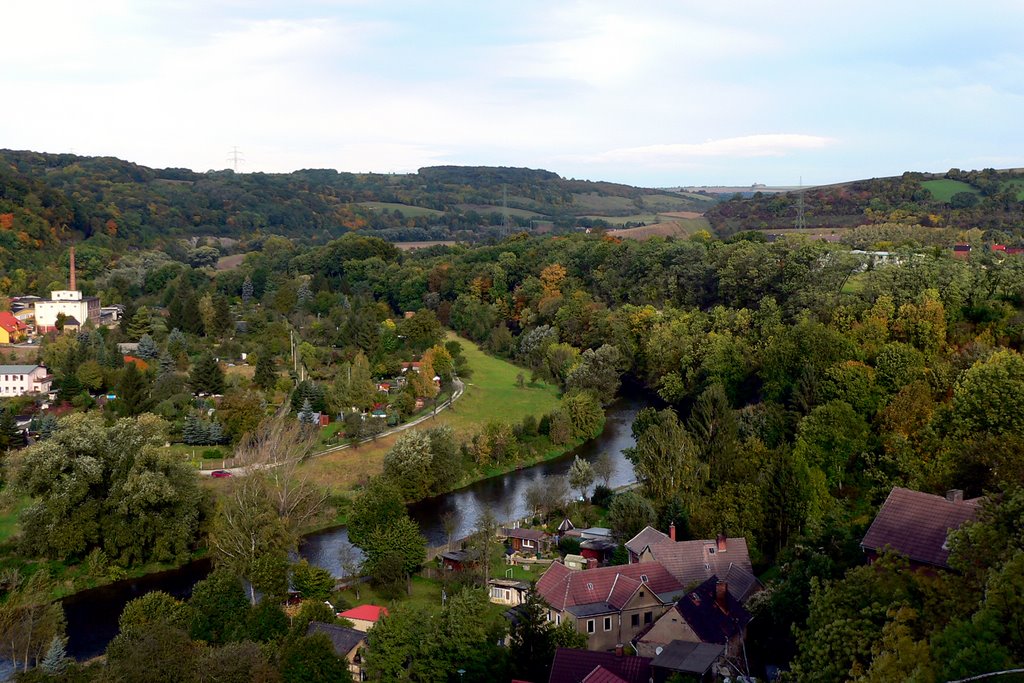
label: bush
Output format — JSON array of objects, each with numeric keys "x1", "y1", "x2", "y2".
[
  {"x1": 558, "y1": 536, "x2": 582, "y2": 556},
  {"x1": 591, "y1": 484, "x2": 613, "y2": 508}
]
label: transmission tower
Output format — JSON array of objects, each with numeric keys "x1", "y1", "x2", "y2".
[
  {"x1": 794, "y1": 176, "x2": 807, "y2": 230},
  {"x1": 227, "y1": 146, "x2": 245, "y2": 172}
]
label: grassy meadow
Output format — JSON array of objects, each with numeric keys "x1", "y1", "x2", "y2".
[
  {"x1": 298, "y1": 333, "x2": 562, "y2": 493},
  {"x1": 358, "y1": 201, "x2": 445, "y2": 217},
  {"x1": 921, "y1": 179, "x2": 980, "y2": 202}
]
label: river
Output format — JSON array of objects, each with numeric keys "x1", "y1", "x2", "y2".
[{"x1": 58, "y1": 389, "x2": 646, "y2": 661}]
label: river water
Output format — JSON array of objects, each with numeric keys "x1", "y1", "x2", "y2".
[{"x1": 58, "y1": 390, "x2": 646, "y2": 661}]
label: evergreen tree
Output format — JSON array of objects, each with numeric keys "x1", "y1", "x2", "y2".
[
  {"x1": 158, "y1": 350, "x2": 175, "y2": 377},
  {"x1": 40, "y1": 636, "x2": 70, "y2": 676},
  {"x1": 207, "y1": 421, "x2": 224, "y2": 445},
  {"x1": 125, "y1": 306, "x2": 153, "y2": 341},
  {"x1": 253, "y1": 353, "x2": 277, "y2": 390},
  {"x1": 117, "y1": 362, "x2": 151, "y2": 417},
  {"x1": 183, "y1": 415, "x2": 206, "y2": 445},
  {"x1": 57, "y1": 373, "x2": 83, "y2": 403},
  {"x1": 298, "y1": 399, "x2": 316, "y2": 426},
  {"x1": 242, "y1": 275, "x2": 254, "y2": 303},
  {"x1": 0, "y1": 407, "x2": 24, "y2": 453},
  {"x1": 190, "y1": 353, "x2": 225, "y2": 395},
  {"x1": 167, "y1": 328, "x2": 188, "y2": 362},
  {"x1": 297, "y1": 279, "x2": 312, "y2": 307},
  {"x1": 136, "y1": 334, "x2": 159, "y2": 361}
]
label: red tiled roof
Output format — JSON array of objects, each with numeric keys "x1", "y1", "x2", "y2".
[
  {"x1": 639, "y1": 537, "x2": 753, "y2": 595},
  {"x1": 581, "y1": 666, "x2": 629, "y2": 683},
  {"x1": 549, "y1": 649, "x2": 652, "y2": 683},
  {"x1": 0, "y1": 311, "x2": 26, "y2": 333},
  {"x1": 536, "y1": 561, "x2": 683, "y2": 612},
  {"x1": 861, "y1": 487, "x2": 981, "y2": 568},
  {"x1": 338, "y1": 604, "x2": 389, "y2": 622},
  {"x1": 624, "y1": 526, "x2": 670, "y2": 556}
]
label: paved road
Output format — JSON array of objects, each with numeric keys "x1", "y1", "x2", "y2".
[{"x1": 202, "y1": 377, "x2": 465, "y2": 476}]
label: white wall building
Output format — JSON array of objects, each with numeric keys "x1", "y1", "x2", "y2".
[
  {"x1": 35, "y1": 290, "x2": 100, "y2": 333},
  {"x1": 0, "y1": 365, "x2": 52, "y2": 396}
]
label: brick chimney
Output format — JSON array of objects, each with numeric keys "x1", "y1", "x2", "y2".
[
  {"x1": 69, "y1": 247, "x2": 76, "y2": 291},
  {"x1": 669, "y1": 522, "x2": 676, "y2": 542},
  {"x1": 946, "y1": 489, "x2": 964, "y2": 503},
  {"x1": 614, "y1": 644, "x2": 624, "y2": 657},
  {"x1": 716, "y1": 534, "x2": 727, "y2": 552},
  {"x1": 715, "y1": 580, "x2": 729, "y2": 613}
]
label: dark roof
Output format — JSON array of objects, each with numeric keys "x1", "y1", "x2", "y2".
[
  {"x1": 306, "y1": 622, "x2": 365, "y2": 656},
  {"x1": 549, "y1": 648, "x2": 652, "y2": 683},
  {"x1": 649, "y1": 640, "x2": 724, "y2": 675},
  {"x1": 536, "y1": 561, "x2": 683, "y2": 613},
  {"x1": 441, "y1": 549, "x2": 479, "y2": 563},
  {"x1": 673, "y1": 577, "x2": 751, "y2": 644},
  {"x1": 861, "y1": 487, "x2": 981, "y2": 568},
  {"x1": 504, "y1": 527, "x2": 550, "y2": 541}
]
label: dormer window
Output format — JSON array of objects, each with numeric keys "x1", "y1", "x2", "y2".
[
  {"x1": 640, "y1": 574, "x2": 649, "y2": 583},
  {"x1": 586, "y1": 582, "x2": 594, "y2": 590},
  {"x1": 709, "y1": 547, "x2": 716, "y2": 554}
]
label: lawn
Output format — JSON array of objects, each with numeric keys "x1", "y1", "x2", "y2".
[
  {"x1": 0, "y1": 495, "x2": 29, "y2": 544},
  {"x1": 333, "y1": 575, "x2": 443, "y2": 614},
  {"x1": 358, "y1": 201, "x2": 444, "y2": 218},
  {"x1": 298, "y1": 334, "x2": 562, "y2": 493},
  {"x1": 921, "y1": 179, "x2": 980, "y2": 202},
  {"x1": 1002, "y1": 179, "x2": 1024, "y2": 201}
]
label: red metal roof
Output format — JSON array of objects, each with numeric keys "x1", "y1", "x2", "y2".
[
  {"x1": 549, "y1": 649, "x2": 652, "y2": 683},
  {"x1": 861, "y1": 487, "x2": 981, "y2": 568},
  {"x1": 338, "y1": 604, "x2": 389, "y2": 622}
]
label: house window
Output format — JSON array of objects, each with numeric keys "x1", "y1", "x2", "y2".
[
  {"x1": 555, "y1": 613, "x2": 560, "y2": 625},
  {"x1": 524, "y1": 539, "x2": 534, "y2": 547},
  {"x1": 604, "y1": 617, "x2": 612, "y2": 631},
  {"x1": 505, "y1": 590, "x2": 511, "y2": 601},
  {"x1": 640, "y1": 574, "x2": 648, "y2": 583},
  {"x1": 631, "y1": 614, "x2": 639, "y2": 628},
  {"x1": 587, "y1": 619, "x2": 595, "y2": 634},
  {"x1": 644, "y1": 611, "x2": 653, "y2": 624}
]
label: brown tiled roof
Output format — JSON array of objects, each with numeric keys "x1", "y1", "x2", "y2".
[
  {"x1": 536, "y1": 561, "x2": 683, "y2": 613},
  {"x1": 624, "y1": 526, "x2": 670, "y2": 556},
  {"x1": 504, "y1": 527, "x2": 550, "y2": 541},
  {"x1": 549, "y1": 648, "x2": 652, "y2": 683},
  {"x1": 639, "y1": 538, "x2": 753, "y2": 598},
  {"x1": 861, "y1": 487, "x2": 981, "y2": 568}
]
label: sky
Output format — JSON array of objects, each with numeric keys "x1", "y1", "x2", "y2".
[{"x1": 3, "y1": 1, "x2": 1023, "y2": 187}]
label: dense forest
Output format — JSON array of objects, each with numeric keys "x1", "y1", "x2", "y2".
[{"x1": 2, "y1": 152, "x2": 1024, "y2": 681}]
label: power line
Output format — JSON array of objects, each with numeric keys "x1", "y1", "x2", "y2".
[{"x1": 227, "y1": 146, "x2": 245, "y2": 172}]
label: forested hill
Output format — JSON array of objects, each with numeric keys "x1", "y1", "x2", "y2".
[
  {"x1": 0, "y1": 148, "x2": 713, "y2": 254},
  {"x1": 706, "y1": 168, "x2": 1024, "y2": 238}
]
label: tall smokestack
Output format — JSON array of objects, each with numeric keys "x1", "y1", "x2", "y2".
[{"x1": 69, "y1": 247, "x2": 76, "y2": 291}]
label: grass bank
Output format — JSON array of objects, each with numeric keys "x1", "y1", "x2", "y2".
[{"x1": 299, "y1": 333, "x2": 563, "y2": 494}]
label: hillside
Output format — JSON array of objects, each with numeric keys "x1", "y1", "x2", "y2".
[
  {"x1": 705, "y1": 168, "x2": 1024, "y2": 239},
  {"x1": 0, "y1": 149, "x2": 710, "y2": 255}
]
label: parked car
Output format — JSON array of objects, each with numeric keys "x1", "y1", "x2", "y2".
[{"x1": 210, "y1": 470, "x2": 233, "y2": 478}]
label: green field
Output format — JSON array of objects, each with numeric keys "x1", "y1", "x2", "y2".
[
  {"x1": 922, "y1": 179, "x2": 980, "y2": 202},
  {"x1": 456, "y1": 204, "x2": 546, "y2": 219},
  {"x1": 570, "y1": 193, "x2": 640, "y2": 214},
  {"x1": 358, "y1": 201, "x2": 445, "y2": 217},
  {"x1": 300, "y1": 334, "x2": 562, "y2": 492},
  {"x1": 1003, "y1": 179, "x2": 1024, "y2": 201},
  {"x1": 581, "y1": 214, "x2": 660, "y2": 225}
]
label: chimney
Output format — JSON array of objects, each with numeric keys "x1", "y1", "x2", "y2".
[
  {"x1": 716, "y1": 534, "x2": 727, "y2": 552},
  {"x1": 69, "y1": 247, "x2": 76, "y2": 291},
  {"x1": 715, "y1": 580, "x2": 729, "y2": 613},
  {"x1": 669, "y1": 522, "x2": 676, "y2": 542},
  {"x1": 614, "y1": 644, "x2": 624, "y2": 658},
  {"x1": 946, "y1": 489, "x2": 964, "y2": 503}
]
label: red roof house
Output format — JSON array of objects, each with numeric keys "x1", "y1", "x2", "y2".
[
  {"x1": 338, "y1": 604, "x2": 389, "y2": 632},
  {"x1": 0, "y1": 311, "x2": 27, "y2": 343},
  {"x1": 548, "y1": 648, "x2": 652, "y2": 683}
]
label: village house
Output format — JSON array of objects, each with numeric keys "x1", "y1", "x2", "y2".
[
  {"x1": 440, "y1": 549, "x2": 479, "y2": 572},
  {"x1": 487, "y1": 578, "x2": 530, "y2": 607},
  {"x1": 33, "y1": 249, "x2": 101, "y2": 333},
  {"x1": 306, "y1": 621, "x2": 367, "y2": 680},
  {"x1": 337, "y1": 604, "x2": 389, "y2": 633},
  {"x1": 0, "y1": 311, "x2": 28, "y2": 344},
  {"x1": 861, "y1": 487, "x2": 981, "y2": 571},
  {"x1": 535, "y1": 561, "x2": 684, "y2": 651},
  {"x1": 502, "y1": 526, "x2": 552, "y2": 554},
  {"x1": 548, "y1": 647, "x2": 653, "y2": 683},
  {"x1": 628, "y1": 528, "x2": 761, "y2": 604},
  {"x1": 0, "y1": 365, "x2": 52, "y2": 397},
  {"x1": 634, "y1": 577, "x2": 752, "y2": 660}
]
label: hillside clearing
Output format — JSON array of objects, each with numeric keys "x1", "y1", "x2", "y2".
[
  {"x1": 358, "y1": 201, "x2": 445, "y2": 217},
  {"x1": 922, "y1": 179, "x2": 980, "y2": 202},
  {"x1": 608, "y1": 217, "x2": 710, "y2": 240}
]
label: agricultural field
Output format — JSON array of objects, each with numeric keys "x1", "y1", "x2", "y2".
[
  {"x1": 215, "y1": 253, "x2": 246, "y2": 271},
  {"x1": 298, "y1": 334, "x2": 562, "y2": 492},
  {"x1": 1003, "y1": 178, "x2": 1024, "y2": 200},
  {"x1": 921, "y1": 179, "x2": 980, "y2": 202},
  {"x1": 608, "y1": 216, "x2": 710, "y2": 240},
  {"x1": 570, "y1": 193, "x2": 642, "y2": 214},
  {"x1": 455, "y1": 204, "x2": 545, "y2": 219},
  {"x1": 581, "y1": 214, "x2": 661, "y2": 226},
  {"x1": 358, "y1": 201, "x2": 445, "y2": 217}
]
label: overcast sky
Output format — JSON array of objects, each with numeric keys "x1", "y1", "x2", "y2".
[{"x1": 3, "y1": 1, "x2": 1022, "y2": 186}]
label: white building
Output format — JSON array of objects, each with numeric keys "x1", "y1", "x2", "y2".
[
  {"x1": 0, "y1": 365, "x2": 52, "y2": 397},
  {"x1": 35, "y1": 290, "x2": 100, "y2": 333}
]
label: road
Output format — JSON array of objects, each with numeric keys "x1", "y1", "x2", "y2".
[{"x1": 202, "y1": 377, "x2": 464, "y2": 476}]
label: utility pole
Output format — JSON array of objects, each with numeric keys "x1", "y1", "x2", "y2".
[
  {"x1": 795, "y1": 176, "x2": 806, "y2": 230},
  {"x1": 227, "y1": 146, "x2": 245, "y2": 172}
]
